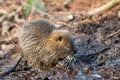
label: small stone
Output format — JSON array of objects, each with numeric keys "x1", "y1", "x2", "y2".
[
  {"x1": 1, "y1": 44, "x2": 14, "y2": 52},
  {"x1": 0, "y1": 51, "x2": 6, "y2": 59},
  {"x1": 118, "y1": 11, "x2": 120, "y2": 19},
  {"x1": 65, "y1": 15, "x2": 75, "y2": 22}
]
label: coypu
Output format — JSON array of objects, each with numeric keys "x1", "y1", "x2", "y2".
[
  {"x1": 17, "y1": 19, "x2": 75, "y2": 71},
  {"x1": 0, "y1": 19, "x2": 75, "y2": 77}
]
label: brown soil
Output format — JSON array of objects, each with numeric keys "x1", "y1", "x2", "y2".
[{"x1": 0, "y1": 0, "x2": 120, "y2": 80}]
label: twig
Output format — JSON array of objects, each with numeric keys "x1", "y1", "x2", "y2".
[
  {"x1": 102, "y1": 29, "x2": 120, "y2": 42},
  {"x1": 27, "y1": 8, "x2": 34, "y2": 20},
  {"x1": 87, "y1": 0, "x2": 120, "y2": 16},
  {"x1": 8, "y1": 5, "x2": 23, "y2": 18},
  {"x1": 14, "y1": 14, "x2": 26, "y2": 24},
  {"x1": 0, "y1": 5, "x2": 23, "y2": 23},
  {"x1": 0, "y1": 56, "x2": 22, "y2": 77},
  {"x1": 0, "y1": 9, "x2": 7, "y2": 14}
]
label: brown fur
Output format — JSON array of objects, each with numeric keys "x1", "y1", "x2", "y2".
[{"x1": 18, "y1": 19, "x2": 75, "y2": 71}]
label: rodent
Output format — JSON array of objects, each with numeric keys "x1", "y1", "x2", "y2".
[{"x1": 17, "y1": 19, "x2": 75, "y2": 71}]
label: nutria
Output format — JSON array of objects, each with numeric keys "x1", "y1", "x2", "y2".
[
  {"x1": 18, "y1": 19, "x2": 75, "y2": 71},
  {"x1": 0, "y1": 19, "x2": 75, "y2": 77}
]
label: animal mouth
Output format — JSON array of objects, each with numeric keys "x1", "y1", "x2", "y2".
[{"x1": 56, "y1": 55, "x2": 73, "y2": 67}]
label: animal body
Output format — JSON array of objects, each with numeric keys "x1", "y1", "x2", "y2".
[{"x1": 18, "y1": 19, "x2": 75, "y2": 71}]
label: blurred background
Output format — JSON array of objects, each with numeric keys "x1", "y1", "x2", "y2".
[{"x1": 0, "y1": 0, "x2": 120, "y2": 80}]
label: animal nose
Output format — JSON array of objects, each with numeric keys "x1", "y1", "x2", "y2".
[{"x1": 71, "y1": 49, "x2": 76, "y2": 55}]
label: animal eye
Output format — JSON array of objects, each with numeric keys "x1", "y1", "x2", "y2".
[{"x1": 58, "y1": 36, "x2": 62, "y2": 41}]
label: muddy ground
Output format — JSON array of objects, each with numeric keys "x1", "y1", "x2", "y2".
[{"x1": 0, "y1": 0, "x2": 120, "y2": 80}]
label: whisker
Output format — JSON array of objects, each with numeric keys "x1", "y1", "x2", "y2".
[{"x1": 57, "y1": 55, "x2": 73, "y2": 67}]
